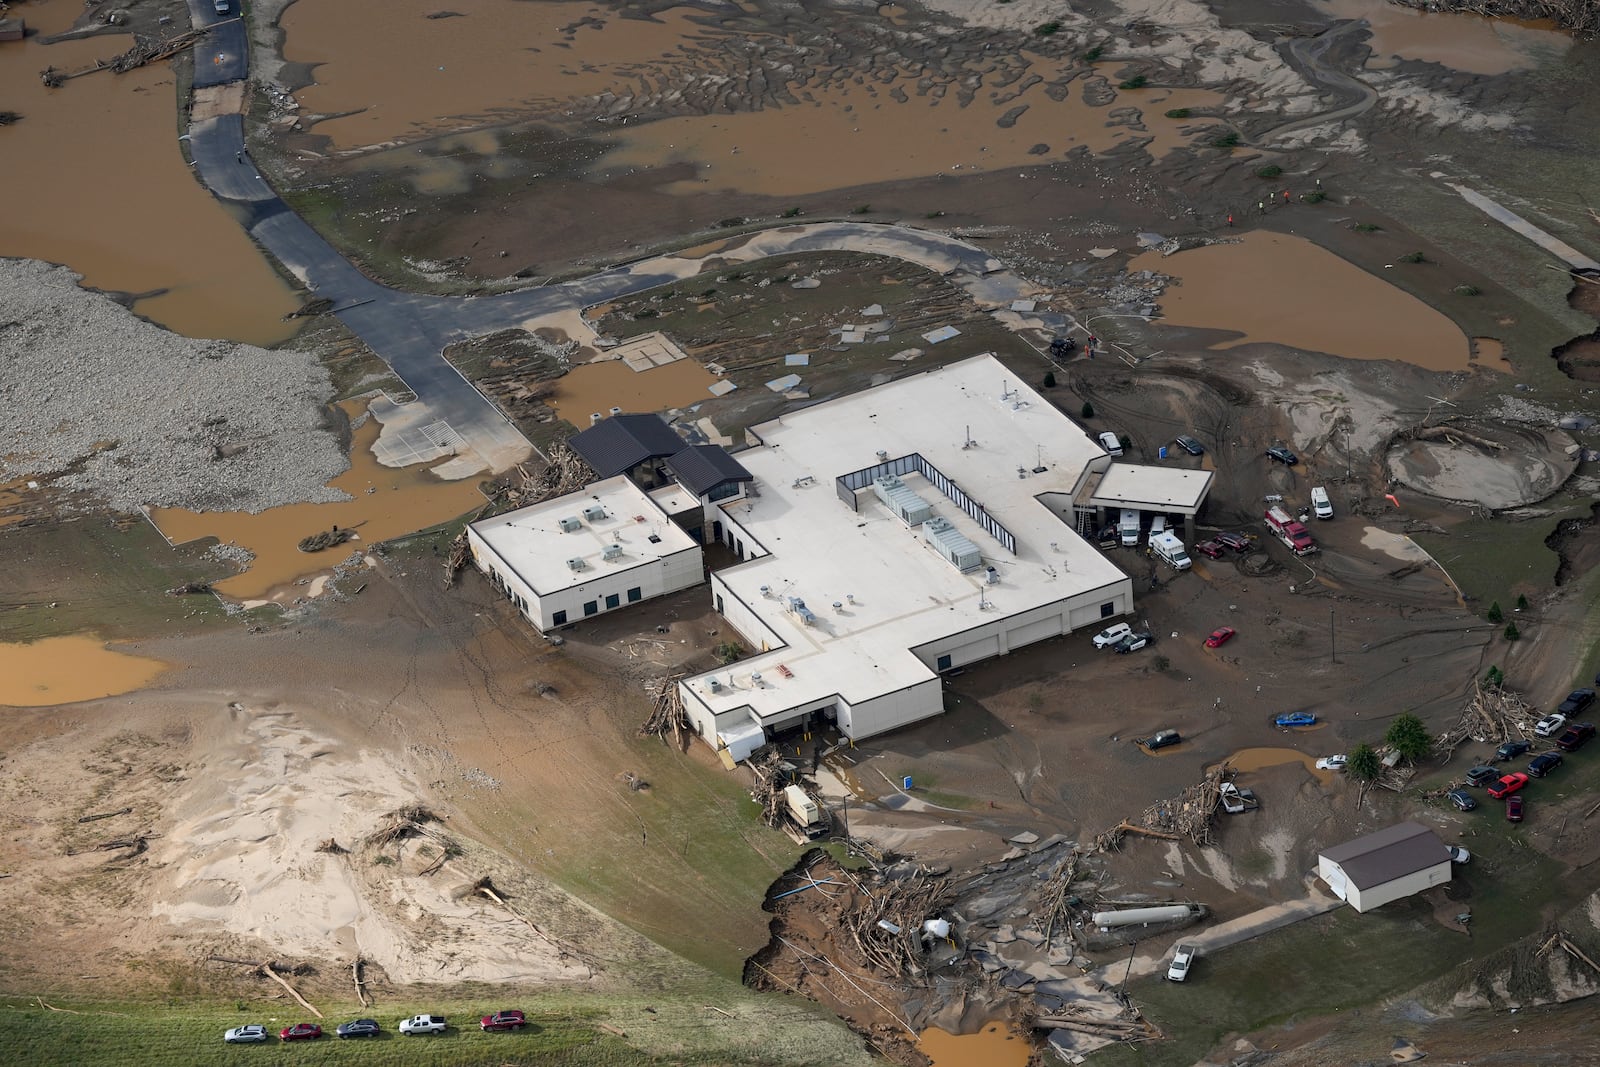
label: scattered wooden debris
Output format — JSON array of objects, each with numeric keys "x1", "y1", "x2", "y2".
[
  {"x1": 1094, "y1": 764, "x2": 1227, "y2": 852},
  {"x1": 1435, "y1": 680, "x2": 1537, "y2": 760},
  {"x1": 639, "y1": 672, "x2": 690, "y2": 746},
  {"x1": 364, "y1": 806, "x2": 446, "y2": 849},
  {"x1": 314, "y1": 838, "x2": 346, "y2": 855},
  {"x1": 165, "y1": 581, "x2": 213, "y2": 596},
  {"x1": 206, "y1": 957, "x2": 322, "y2": 1017},
  {"x1": 444, "y1": 445, "x2": 595, "y2": 587},
  {"x1": 0, "y1": 111, "x2": 21, "y2": 126},
  {"x1": 76, "y1": 807, "x2": 132, "y2": 824},
  {"x1": 298, "y1": 526, "x2": 355, "y2": 553},
  {"x1": 41, "y1": 27, "x2": 209, "y2": 87},
  {"x1": 351, "y1": 956, "x2": 372, "y2": 1009},
  {"x1": 261, "y1": 962, "x2": 321, "y2": 1018}
]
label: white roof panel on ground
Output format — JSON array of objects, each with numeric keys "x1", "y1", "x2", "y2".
[{"x1": 1089, "y1": 463, "x2": 1214, "y2": 514}]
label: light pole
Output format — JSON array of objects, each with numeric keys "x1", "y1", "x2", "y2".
[{"x1": 1330, "y1": 608, "x2": 1337, "y2": 665}]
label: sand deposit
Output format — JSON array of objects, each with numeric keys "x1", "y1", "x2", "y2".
[{"x1": 0, "y1": 259, "x2": 347, "y2": 514}]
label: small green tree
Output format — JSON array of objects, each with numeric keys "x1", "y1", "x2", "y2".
[
  {"x1": 1486, "y1": 601, "x2": 1503, "y2": 624},
  {"x1": 1504, "y1": 621, "x2": 1520, "y2": 641},
  {"x1": 1516, "y1": 593, "x2": 1529, "y2": 611},
  {"x1": 1081, "y1": 401, "x2": 1095, "y2": 419},
  {"x1": 1043, "y1": 371, "x2": 1057, "y2": 389},
  {"x1": 1385, "y1": 713, "x2": 1432, "y2": 763},
  {"x1": 1484, "y1": 665, "x2": 1504, "y2": 688},
  {"x1": 1347, "y1": 743, "x2": 1381, "y2": 782}
]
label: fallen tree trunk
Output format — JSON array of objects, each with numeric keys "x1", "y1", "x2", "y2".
[{"x1": 261, "y1": 962, "x2": 321, "y2": 1018}]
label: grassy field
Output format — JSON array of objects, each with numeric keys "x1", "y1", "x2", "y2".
[
  {"x1": 1096, "y1": 834, "x2": 1568, "y2": 1067},
  {"x1": 1415, "y1": 510, "x2": 1574, "y2": 610},
  {"x1": 0, "y1": 986, "x2": 869, "y2": 1067}
]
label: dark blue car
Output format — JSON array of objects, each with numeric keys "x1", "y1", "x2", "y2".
[{"x1": 1274, "y1": 712, "x2": 1316, "y2": 727}]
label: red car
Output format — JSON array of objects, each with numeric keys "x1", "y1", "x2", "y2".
[
  {"x1": 1506, "y1": 794, "x2": 1524, "y2": 822},
  {"x1": 1204, "y1": 626, "x2": 1236, "y2": 648},
  {"x1": 1486, "y1": 772, "x2": 1529, "y2": 799},
  {"x1": 280, "y1": 1023, "x2": 322, "y2": 1041},
  {"x1": 1195, "y1": 539, "x2": 1225, "y2": 559},
  {"x1": 1216, "y1": 532, "x2": 1253, "y2": 553},
  {"x1": 480, "y1": 1010, "x2": 526, "y2": 1032}
]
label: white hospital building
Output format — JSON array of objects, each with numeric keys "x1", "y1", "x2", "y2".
[{"x1": 468, "y1": 354, "x2": 1211, "y2": 761}]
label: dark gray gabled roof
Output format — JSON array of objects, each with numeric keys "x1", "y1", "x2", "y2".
[
  {"x1": 567, "y1": 414, "x2": 686, "y2": 478},
  {"x1": 665, "y1": 444, "x2": 754, "y2": 496},
  {"x1": 1320, "y1": 821, "x2": 1448, "y2": 889}
]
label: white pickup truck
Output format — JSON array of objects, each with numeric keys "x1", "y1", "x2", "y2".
[{"x1": 398, "y1": 1015, "x2": 447, "y2": 1036}]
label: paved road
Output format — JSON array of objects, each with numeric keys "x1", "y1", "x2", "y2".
[
  {"x1": 1446, "y1": 182, "x2": 1600, "y2": 274},
  {"x1": 181, "y1": 6, "x2": 1040, "y2": 475}
]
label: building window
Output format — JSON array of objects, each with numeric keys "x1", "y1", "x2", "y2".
[
  {"x1": 605, "y1": 593, "x2": 621, "y2": 610},
  {"x1": 552, "y1": 610, "x2": 568, "y2": 626},
  {"x1": 584, "y1": 600, "x2": 598, "y2": 617},
  {"x1": 716, "y1": 594, "x2": 725, "y2": 614},
  {"x1": 937, "y1": 654, "x2": 953, "y2": 671},
  {"x1": 734, "y1": 538, "x2": 744, "y2": 559},
  {"x1": 1101, "y1": 602, "x2": 1115, "y2": 618},
  {"x1": 627, "y1": 587, "x2": 642, "y2": 602},
  {"x1": 707, "y1": 481, "x2": 742, "y2": 502}
]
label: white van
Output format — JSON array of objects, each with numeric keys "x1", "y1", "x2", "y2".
[
  {"x1": 1151, "y1": 531, "x2": 1191, "y2": 570},
  {"x1": 1119, "y1": 508, "x2": 1141, "y2": 547},
  {"x1": 1150, "y1": 515, "x2": 1167, "y2": 537},
  {"x1": 1098, "y1": 431, "x2": 1123, "y2": 457},
  {"x1": 1311, "y1": 486, "x2": 1333, "y2": 520}
]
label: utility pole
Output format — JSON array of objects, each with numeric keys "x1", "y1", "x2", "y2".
[
  {"x1": 1330, "y1": 608, "x2": 1337, "y2": 664},
  {"x1": 1118, "y1": 938, "x2": 1140, "y2": 1006}
]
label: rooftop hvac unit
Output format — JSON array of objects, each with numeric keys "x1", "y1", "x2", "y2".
[
  {"x1": 708, "y1": 677, "x2": 722, "y2": 693},
  {"x1": 566, "y1": 557, "x2": 587, "y2": 572},
  {"x1": 602, "y1": 544, "x2": 624, "y2": 562},
  {"x1": 582, "y1": 505, "x2": 606, "y2": 522},
  {"x1": 786, "y1": 596, "x2": 817, "y2": 627},
  {"x1": 873, "y1": 475, "x2": 934, "y2": 527},
  {"x1": 590, "y1": 413, "x2": 603, "y2": 425},
  {"x1": 923, "y1": 517, "x2": 983, "y2": 573},
  {"x1": 609, "y1": 406, "x2": 622, "y2": 416},
  {"x1": 751, "y1": 672, "x2": 764, "y2": 687},
  {"x1": 558, "y1": 516, "x2": 582, "y2": 533},
  {"x1": 759, "y1": 585, "x2": 772, "y2": 598}
]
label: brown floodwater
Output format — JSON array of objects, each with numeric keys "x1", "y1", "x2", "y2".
[
  {"x1": 917, "y1": 1023, "x2": 1031, "y2": 1067},
  {"x1": 282, "y1": 0, "x2": 710, "y2": 149},
  {"x1": 1213, "y1": 747, "x2": 1324, "y2": 775},
  {"x1": 595, "y1": 80, "x2": 1220, "y2": 198},
  {"x1": 549, "y1": 358, "x2": 719, "y2": 421},
  {"x1": 0, "y1": 31, "x2": 302, "y2": 345},
  {"x1": 1319, "y1": 0, "x2": 1571, "y2": 75},
  {"x1": 1132, "y1": 232, "x2": 1470, "y2": 371},
  {"x1": 150, "y1": 405, "x2": 486, "y2": 601},
  {"x1": 0, "y1": 634, "x2": 169, "y2": 707}
]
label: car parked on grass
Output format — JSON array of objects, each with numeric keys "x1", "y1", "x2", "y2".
[
  {"x1": 1205, "y1": 626, "x2": 1236, "y2": 648},
  {"x1": 1558, "y1": 688, "x2": 1596, "y2": 715},
  {"x1": 1557, "y1": 722, "x2": 1596, "y2": 752},
  {"x1": 1507, "y1": 794, "x2": 1524, "y2": 822},
  {"x1": 1266, "y1": 445, "x2": 1299, "y2": 465},
  {"x1": 1315, "y1": 755, "x2": 1348, "y2": 771},
  {"x1": 224, "y1": 1025, "x2": 268, "y2": 1044},
  {"x1": 1529, "y1": 751, "x2": 1564, "y2": 778},
  {"x1": 1487, "y1": 772, "x2": 1529, "y2": 799},
  {"x1": 481, "y1": 1011, "x2": 527, "y2": 1032},
  {"x1": 1535, "y1": 713, "x2": 1568, "y2": 738},
  {"x1": 280, "y1": 1023, "x2": 322, "y2": 1042},
  {"x1": 1113, "y1": 631, "x2": 1153, "y2": 654},
  {"x1": 1167, "y1": 944, "x2": 1197, "y2": 981},
  {"x1": 1446, "y1": 789, "x2": 1477, "y2": 812},
  {"x1": 1447, "y1": 846, "x2": 1471, "y2": 864},
  {"x1": 336, "y1": 1019, "x2": 382, "y2": 1039},
  {"x1": 1216, "y1": 532, "x2": 1253, "y2": 553},
  {"x1": 1174, "y1": 435, "x2": 1205, "y2": 456},
  {"x1": 1195, "y1": 539, "x2": 1226, "y2": 559},
  {"x1": 1495, "y1": 739, "x2": 1532, "y2": 761},
  {"x1": 399, "y1": 1015, "x2": 448, "y2": 1036},
  {"x1": 1465, "y1": 766, "x2": 1500, "y2": 787},
  {"x1": 1093, "y1": 623, "x2": 1133, "y2": 649},
  {"x1": 1274, "y1": 712, "x2": 1316, "y2": 728}
]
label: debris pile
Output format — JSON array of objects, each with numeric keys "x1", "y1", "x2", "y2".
[
  {"x1": 639, "y1": 672, "x2": 690, "y2": 746},
  {"x1": 1435, "y1": 679, "x2": 1538, "y2": 759},
  {"x1": 1095, "y1": 763, "x2": 1227, "y2": 851},
  {"x1": 442, "y1": 443, "x2": 596, "y2": 585}
]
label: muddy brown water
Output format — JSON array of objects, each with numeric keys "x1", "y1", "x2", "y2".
[
  {"x1": 917, "y1": 1023, "x2": 1030, "y2": 1067},
  {"x1": 0, "y1": 634, "x2": 169, "y2": 707},
  {"x1": 549, "y1": 358, "x2": 719, "y2": 420},
  {"x1": 1318, "y1": 0, "x2": 1572, "y2": 75},
  {"x1": 594, "y1": 81, "x2": 1220, "y2": 198},
  {"x1": 150, "y1": 405, "x2": 485, "y2": 601},
  {"x1": 282, "y1": 0, "x2": 710, "y2": 149},
  {"x1": 1132, "y1": 232, "x2": 1470, "y2": 371},
  {"x1": 0, "y1": 33, "x2": 302, "y2": 345}
]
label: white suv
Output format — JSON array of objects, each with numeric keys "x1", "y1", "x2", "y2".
[{"x1": 1093, "y1": 623, "x2": 1133, "y2": 649}]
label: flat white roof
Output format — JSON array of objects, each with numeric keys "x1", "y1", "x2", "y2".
[
  {"x1": 687, "y1": 354, "x2": 1130, "y2": 722},
  {"x1": 471, "y1": 476, "x2": 697, "y2": 594},
  {"x1": 1090, "y1": 463, "x2": 1214, "y2": 514}
]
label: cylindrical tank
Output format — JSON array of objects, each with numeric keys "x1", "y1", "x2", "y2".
[{"x1": 1091, "y1": 904, "x2": 1196, "y2": 929}]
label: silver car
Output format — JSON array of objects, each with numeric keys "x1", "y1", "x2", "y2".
[{"x1": 224, "y1": 1025, "x2": 268, "y2": 1043}]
